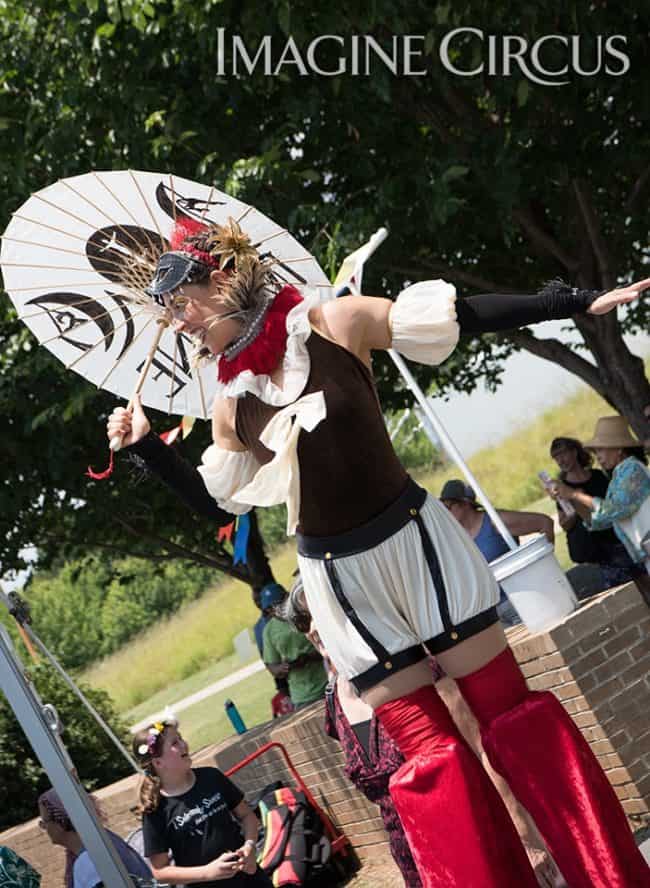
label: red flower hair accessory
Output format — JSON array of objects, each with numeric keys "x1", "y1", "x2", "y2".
[{"x1": 170, "y1": 216, "x2": 258, "y2": 271}]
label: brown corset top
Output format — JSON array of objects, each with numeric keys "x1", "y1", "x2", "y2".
[{"x1": 235, "y1": 329, "x2": 409, "y2": 537}]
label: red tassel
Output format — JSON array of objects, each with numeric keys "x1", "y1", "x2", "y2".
[
  {"x1": 217, "y1": 285, "x2": 303, "y2": 383},
  {"x1": 160, "y1": 423, "x2": 182, "y2": 446},
  {"x1": 217, "y1": 521, "x2": 235, "y2": 543},
  {"x1": 85, "y1": 448, "x2": 115, "y2": 480}
]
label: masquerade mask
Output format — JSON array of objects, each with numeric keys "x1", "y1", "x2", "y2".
[{"x1": 145, "y1": 252, "x2": 209, "y2": 300}]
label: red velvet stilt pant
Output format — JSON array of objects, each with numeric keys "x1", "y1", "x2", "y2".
[
  {"x1": 457, "y1": 647, "x2": 650, "y2": 888},
  {"x1": 376, "y1": 684, "x2": 538, "y2": 888}
]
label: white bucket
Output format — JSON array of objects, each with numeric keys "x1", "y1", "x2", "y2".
[
  {"x1": 490, "y1": 536, "x2": 578, "y2": 634},
  {"x1": 233, "y1": 628, "x2": 254, "y2": 663}
]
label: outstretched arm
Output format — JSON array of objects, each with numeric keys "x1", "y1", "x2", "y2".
[
  {"x1": 497, "y1": 509, "x2": 555, "y2": 545},
  {"x1": 455, "y1": 278, "x2": 650, "y2": 335},
  {"x1": 131, "y1": 432, "x2": 236, "y2": 525},
  {"x1": 317, "y1": 278, "x2": 649, "y2": 361}
]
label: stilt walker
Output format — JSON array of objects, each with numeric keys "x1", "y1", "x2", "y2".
[{"x1": 3, "y1": 170, "x2": 649, "y2": 887}]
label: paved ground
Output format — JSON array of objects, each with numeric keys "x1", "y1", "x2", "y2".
[{"x1": 130, "y1": 659, "x2": 266, "y2": 732}]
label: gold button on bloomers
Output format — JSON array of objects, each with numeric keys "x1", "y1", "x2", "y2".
[
  {"x1": 451, "y1": 631, "x2": 459, "y2": 641},
  {"x1": 385, "y1": 661, "x2": 393, "y2": 670},
  {"x1": 325, "y1": 552, "x2": 332, "y2": 560},
  {"x1": 409, "y1": 508, "x2": 418, "y2": 516}
]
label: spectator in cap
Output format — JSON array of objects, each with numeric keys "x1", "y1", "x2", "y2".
[
  {"x1": 439, "y1": 480, "x2": 554, "y2": 627},
  {"x1": 262, "y1": 583, "x2": 326, "y2": 707},
  {"x1": 253, "y1": 583, "x2": 293, "y2": 717}
]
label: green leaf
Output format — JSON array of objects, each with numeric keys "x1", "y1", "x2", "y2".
[
  {"x1": 442, "y1": 165, "x2": 469, "y2": 183},
  {"x1": 277, "y1": 1, "x2": 290, "y2": 35},
  {"x1": 94, "y1": 21, "x2": 116, "y2": 40},
  {"x1": 144, "y1": 109, "x2": 166, "y2": 131},
  {"x1": 435, "y1": 3, "x2": 450, "y2": 24}
]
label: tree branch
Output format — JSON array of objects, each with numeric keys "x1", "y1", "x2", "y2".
[
  {"x1": 511, "y1": 206, "x2": 580, "y2": 273},
  {"x1": 38, "y1": 533, "x2": 188, "y2": 565},
  {"x1": 113, "y1": 515, "x2": 249, "y2": 579},
  {"x1": 502, "y1": 328, "x2": 609, "y2": 399},
  {"x1": 384, "y1": 262, "x2": 518, "y2": 294},
  {"x1": 625, "y1": 162, "x2": 650, "y2": 214},
  {"x1": 572, "y1": 178, "x2": 615, "y2": 290}
]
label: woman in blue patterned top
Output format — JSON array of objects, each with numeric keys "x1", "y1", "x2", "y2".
[{"x1": 550, "y1": 415, "x2": 650, "y2": 602}]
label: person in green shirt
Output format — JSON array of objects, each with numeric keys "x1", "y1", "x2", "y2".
[{"x1": 261, "y1": 584, "x2": 326, "y2": 707}]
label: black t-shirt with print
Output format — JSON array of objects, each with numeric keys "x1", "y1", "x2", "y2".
[{"x1": 143, "y1": 767, "x2": 270, "y2": 887}]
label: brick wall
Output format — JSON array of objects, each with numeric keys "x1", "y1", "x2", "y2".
[
  {"x1": 213, "y1": 704, "x2": 391, "y2": 862},
  {"x1": 0, "y1": 703, "x2": 399, "y2": 888},
  {"x1": 509, "y1": 581, "x2": 650, "y2": 826},
  {"x1": 1, "y1": 582, "x2": 648, "y2": 887}
]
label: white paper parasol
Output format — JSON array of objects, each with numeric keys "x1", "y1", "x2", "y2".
[{"x1": 0, "y1": 170, "x2": 330, "y2": 420}]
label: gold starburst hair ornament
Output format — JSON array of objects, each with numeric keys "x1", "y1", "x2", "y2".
[{"x1": 198, "y1": 217, "x2": 260, "y2": 271}]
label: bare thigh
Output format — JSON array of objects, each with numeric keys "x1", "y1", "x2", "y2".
[
  {"x1": 434, "y1": 622, "x2": 507, "y2": 680},
  {"x1": 362, "y1": 622, "x2": 508, "y2": 708}
]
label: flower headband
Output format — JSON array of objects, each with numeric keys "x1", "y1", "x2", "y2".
[{"x1": 137, "y1": 709, "x2": 178, "y2": 758}]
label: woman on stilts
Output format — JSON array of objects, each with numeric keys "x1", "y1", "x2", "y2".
[{"x1": 108, "y1": 216, "x2": 650, "y2": 888}]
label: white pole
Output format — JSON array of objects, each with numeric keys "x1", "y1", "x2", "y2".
[
  {"x1": 388, "y1": 350, "x2": 518, "y2": 550},
  {"x1": 0, "y1": 588, "x2": 141, "y2": 773},
  {"x1": 349, "y1": 228, "x2": 518, "y2": 551}
]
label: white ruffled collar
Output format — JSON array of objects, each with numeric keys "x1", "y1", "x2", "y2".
[{"x1": 212, "y1": 286, "x2": 322, "y2": 407}]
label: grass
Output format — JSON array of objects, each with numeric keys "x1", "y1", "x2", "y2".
[
  {"x1": 171, "y1": 667, "x2": 276, "y2": 753},
  {"x1": 125, "y1": 649, "x2": 259, "y2": 725},
  {"x1": 411, "y1": 384, "x2": 615, "y2": 510},
  {"x1": 82, "y1": 545, "x2": 298, "y2": 711},
  {"x1": 82, "y1": 378, "x2": 617, "y2": 721}
]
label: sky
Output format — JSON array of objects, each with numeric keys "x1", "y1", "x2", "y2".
[{"x1": 424, "y1": 318, "x2": 650, "y2": 457}]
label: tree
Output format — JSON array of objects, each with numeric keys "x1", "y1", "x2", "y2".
[
  {"x1": 0, "y1": 306, "x2": 277, "y2": 582},
  {"x1": 0, "y1": 1, "x2": 649, "y2": 575},
  {"x1": 0, "y1": 660, "x2": 131, "y2": 829},
  {"x1": 23, "y1": 554, "x2": 219, "y2": 669}
]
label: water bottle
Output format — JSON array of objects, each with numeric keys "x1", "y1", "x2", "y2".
[{"x1": 224, "y1": 699, "x2": 247, "y2": 734}]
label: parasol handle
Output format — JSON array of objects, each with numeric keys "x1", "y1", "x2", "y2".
[{"x1": 109, "y1": 317, "x2": 170, "y2": 452}]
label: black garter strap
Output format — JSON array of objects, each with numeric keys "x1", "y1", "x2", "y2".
[{"x1": 298, "y1": 479, "x2": 500, "y2": 693}]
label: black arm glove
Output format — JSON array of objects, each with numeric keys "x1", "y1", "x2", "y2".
[
  {"x1": 455, "y1": 280, "x2": 602, "y2": 335},
  {"x1": 131, "y1": 431, "x2": 236, "y2": 525}
]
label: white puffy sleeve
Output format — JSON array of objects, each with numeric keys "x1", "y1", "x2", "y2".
[
  {"x1": 197, "y1": 445, "x2": 261, "y2": 515},
  {"x1": 388, "y1": 280, "x2": 459, "y2": 365}
]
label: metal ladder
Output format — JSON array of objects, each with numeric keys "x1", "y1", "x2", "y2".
[{"x1": 0, "y1": 624, "x2": 135, "y2": 887}]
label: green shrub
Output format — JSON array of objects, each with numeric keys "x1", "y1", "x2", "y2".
[
  {"x1": 256, "y1": 503, "x2": 289, "y2": 550},
  {"x1": 389, "y1": 409, "x2": 444, "y2": 472},
  {"x1": 25, "y1": 555, "x2": 215, "y2": 670},
  {"x1": 0, "y1": 661, "x2": 131, "y2": 830},
  {"x1": 25, "y1": 556, "x2": 108, "y2": 670}
]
